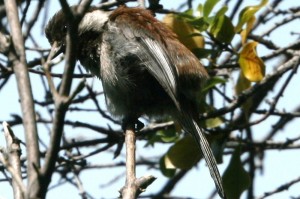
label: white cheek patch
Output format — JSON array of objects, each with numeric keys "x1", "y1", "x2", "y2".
[{"x1": 79, "y1": 10, "x2": 111, "y2": 33}]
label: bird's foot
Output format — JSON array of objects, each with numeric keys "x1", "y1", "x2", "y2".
[{"x1": 122, "y1": 117, "x2": 144, "y2": 132}]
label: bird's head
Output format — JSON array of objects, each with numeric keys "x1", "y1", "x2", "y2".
[{"x1": 45, "y1": 6, "x2": 110, "y2": 58}]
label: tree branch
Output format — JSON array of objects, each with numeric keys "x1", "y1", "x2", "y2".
[
  {"x1": 40, "y1": 0, "x2": 93, "y2": 197},
  {"x1": 257, "y1": 176, "x2": 300, "y2": 199},
  {"x1": 2, "y1": 121, "x2": 25, "y2": 199},
  {"x1": 4, "y1": 0, "x2": 41, "y2": 197},
  {"x1": 122, "y1": 126, "x2": 138, "y2": 199},
  {"x1": 120, "y1": 124, "x2": 156, "y2": 199}
]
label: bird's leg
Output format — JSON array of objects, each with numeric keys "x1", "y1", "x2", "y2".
[{"x1": 122, "y1": 117, "x2": 144, "y2": 132}]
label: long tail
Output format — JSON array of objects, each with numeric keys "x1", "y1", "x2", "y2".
[{"x1": 177, "y1": 111, "x2": 226, "y2": 199}]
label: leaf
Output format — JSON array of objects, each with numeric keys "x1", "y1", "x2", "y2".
[
  {"x1": 159, "y1": 156, "x2": 176, "y2": 177},
  {"x1": 235, "y1": 72, "x2": 254, "y2": 118},
  {"x1": 192, "y1": 48, "x2": 218, "y2": 59},
  {"x1": 203, "y1": 0, "x2": 220, "y2": 18},
  {"x1": 235, "y1": 72, "x2": 251, "y2": 95},
  {"x1": 210, "y1": 15, "x2": 235, "y2": 43},
  {"x1": 235, "y1": 72, "x2": 252, "y2": 117},
  {"x1": 188, "y1": 17, "x2": 210, "y2": 31},
  {"x1": 240, "y1": 15, "x2": 256, "y2": 44},
  {"x1": 222, "y1": 147, "x2": 251, "y2": 199},
  {"x1": 145, "y1": 127, "x2": 178, "y2": 146},
  {"x1": 215, "y1": 6, "x2": 228, "y2": 19},
  {"x1": 239, "y1": 41, "x2": 265, "y2": 82},
  {"x1": 202, "y1": 76, "x2": 227, "y2": 93},
  {"x1": 201, "y1": 103, "x2": 225, "y2": 129},
  {"x1": 165, "y1": 136, "x2": 201, "y2": 169},
  {"x1": 197, "y1": 3, "x2": 204, "y2": 17},
  {"x1": 210, "y1": 136, "x2": 226, "y2": 163},
  {"x1": 163, "y1": 14, "x2": 204, "y2": 51},
  {"x1": 205, "y1": 117, "x2": 224, "y2": 128},
  {"x1": 235, "y1": 0, "x2": 268, "y2": 33}
]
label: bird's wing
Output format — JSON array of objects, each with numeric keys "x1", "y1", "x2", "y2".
[
  {"x1": 108, "y1": 7, "x2": 180, "y2": 109},
  {"x1": 135, "y1": 36, "x2": 180, "y2": 109}
]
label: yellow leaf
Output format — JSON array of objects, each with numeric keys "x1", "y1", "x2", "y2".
[
  {"x1": 235, "y1": 0, "x2": 268, "y2": 33},
  {"x1": 163, "y1": 14, "x2": 204, "y2": 50},
  {"x1": 239, "y1": 41, "x2": 265, "y2": 82},
  {"x1": 240, "y1": 15, "x2": 256, "y2": 44}
]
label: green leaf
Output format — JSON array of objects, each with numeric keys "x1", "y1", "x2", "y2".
[
  {"x1": 235, "y1": 72, "x2": 251, "y2": 95},
  {"x1": 210, "y1": 136, "x2": 226, "y2": 163},
  {"x1": 210, "y1": 15, "x2": 235, "y2": 43},
  {"x1": 146, "y1": 127, "x2": 178, "y2": 146},
  {"x1": 215, "y1": 6, "x2": 228, "y2": 18},
  {"x1": 202, "y1": 76, "x2": 227, "y2": 93},
  {"x1": 192, "y1": 48, "x2": 218, "y2": 58},
  {"x1": 235, "y1": 0, "x2": 268, "y2": 32},
  {"x1": 197, "y1": 3, "x2": 203, "y2": 17},
  {"x1": 201, "y1": 103, "x2": 225, "y2": 129},
  {"x1": 159, "y1": 156, "x2": 176, "y2": 177},
  {"x1": 158, "y1": 129, "x2": 179, "y2": 143},
  {"x1": 223, "y1": 147, "x2": 251, "y2": 199},
  {"x1": 188, "y1": 17, "x2": 209, "y2": 31},
  {"x1": 183, "y1": 8, "x2": 194, "y2": 17},
  {"x1": 205, "y1": 117, "x2": 224, "y2": 128},
  {"x1": 177, "y1": 9, "x2": 195, "y2": 20},
  {"x1": 165, "y1": 136, "x2": 201, "y2": 169},
  {"x1": 203, "y1": 0, "x2": 220, "y2": 18}
]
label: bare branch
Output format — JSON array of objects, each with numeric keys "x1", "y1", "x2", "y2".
[
  {"x1": 4, "y1": 0, "x2": 41, "y2": 197},
  {"x1": 40, "y1": 1, "x2": 93, "y2": 197},
  {"x1": 120, "y1": 123, "x2": 156, "y2": 199},
  {"x1": 2, "y1": 121, "x2": 25, "y2": 199},
  {"x1": 122, "y1": 126, "x2": 138, "y2": 199},
  {"x1": 257, "y1": 176, "x2": 300, "y2": 199}
]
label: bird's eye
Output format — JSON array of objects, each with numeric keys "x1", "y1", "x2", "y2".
[{"x1": 62, "y1": 25, "x2": 68, "y2": 33}]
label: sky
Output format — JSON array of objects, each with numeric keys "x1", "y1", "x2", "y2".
[{"x1": 0, "y1": 0, "x2": 300, "y2": 199}]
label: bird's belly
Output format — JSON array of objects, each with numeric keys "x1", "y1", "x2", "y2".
[{"x1": 102, "y1": 72, "x2": 175, "y2": 119}]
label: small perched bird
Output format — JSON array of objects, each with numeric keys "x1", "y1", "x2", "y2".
[{"x1": 45, "y1": 5, "x2": 225, "y2": 198}]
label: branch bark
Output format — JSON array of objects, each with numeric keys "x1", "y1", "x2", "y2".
[
  {"x1": 4, "y1": 1, "x2": 41, "y2": 198},
  {"x1": 39, "y1": 0, "x2": 93, "y2": 197},
  {"x1": 2, "y1": 121, "x2": 25, "y2": 199},
  {"x1": 120, "y1": 124, "x2": 156, "y2": 199},
  {"x1": 123, "y1": 126, "x2": 138, "y2": 199}
]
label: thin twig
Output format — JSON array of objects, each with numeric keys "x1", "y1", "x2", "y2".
[
  {"x1": 257, "y1": 176, "x2": 300, "y2": 199},
  {"x1": 201, "y1": 51, "x2": 300, "y2": 121}
]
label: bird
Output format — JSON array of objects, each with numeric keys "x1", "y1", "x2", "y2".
[{"x1": 45, "y1": 5, "x2": 225, "y2": 198}]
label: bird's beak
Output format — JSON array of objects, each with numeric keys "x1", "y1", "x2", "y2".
[{"x1": 48, "y1": 41, "x2": 64, "y2": 60}]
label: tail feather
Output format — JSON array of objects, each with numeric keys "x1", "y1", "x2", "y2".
[{"x1": 177, "y1": 111, "x2": 226, "y2": 199}]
